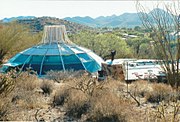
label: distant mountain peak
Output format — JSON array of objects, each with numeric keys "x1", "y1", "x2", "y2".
[
  {"x1": 1, "y1": 8, "x2": 171, "y2": 28},
  {"x1": 2, "y1": 16, "x2": 36, "y2": 23}
]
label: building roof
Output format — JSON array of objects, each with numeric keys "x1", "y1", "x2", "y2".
[{"x1": 1, "y1": 25, "x2": 105, "y2": 75}]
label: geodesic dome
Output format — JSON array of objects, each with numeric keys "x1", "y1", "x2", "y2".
[{"x1": 1, "y1": 25, "x2": 104, "y2": 76}]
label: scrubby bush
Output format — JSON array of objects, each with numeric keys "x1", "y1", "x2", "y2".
[
  {"x1": 40, "y1": 80, "x2": 53, "y2": 95},
  {"x1": 145, "y1": 83, "x2": 173, "y2": 103},
  {"x1": 52, "y1": 87, "x2": 70, "y2": 106},
  {"x1": 9, "y1": 73, "x2": 44, "y2": 110},
  {"x1": 129, "y1": 80, "x2": 151, "y2": 98},
  {"x1": 65, "y1": 89, "x2": 90, "y2": 119},
  {"x1": 0, "y1": 72, "x2": 16, "y2": 96},
  {"x1": 88, "y1": 92, "x2": 127, "y2": 122},
  {"x1": 15, "y1": 72, "x2": 39, "y2": 91},
  {"x1": 46, "y1": 70, "x2": 89, "y2": 83},
  {"x1": 0, "y1": 22, "x2": 40, "y2": 64},
  {"x1": 0, "y1": 98, "x2": 12, "y2": 121}
]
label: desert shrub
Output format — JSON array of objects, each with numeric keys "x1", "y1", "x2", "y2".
[
  {"x1": 0, "y1": 23, "x2": 40, "y2": 64},
  {"x1": 65, "y1": 89, "x2": 90, "y2": 119},
  {"x1": 15, "y1": 72, "x2": 39, "y2": 91},
  {"x1": 88, "y1": 92, "x2": 127, "y2": 122},
  {"x1": 144, "y1": 101, "x2": 180, "y2": 122},
  {"x1": 52, "y1": 86, "x2": 70, "y2": 106},
  {"x1": 46, "y1": 70, "x2": 76, "y2": 83},
  {"x1": 145, "y1": 83, "x2": 173, "y2": 103},
  {"x1": 66, "y1": 74, "x2": 106, "y2": 97},
  {"x1": 0, "y1": 98, "x2": 12, "y2": 121},
  {"x1": 13, "y1": 91, "x2": 43, "y2": 109},
  {"x1": 40, "y1": 80, "x2": 53, "y2": 95},
  {"x1": 0, "y1": 73, "x2": 15, "y2": 96},
  {"x1": 46, "y1": 70, "x2": 90, "y2": 83},
  {"x1": 129, "y1": 80, "x2": 151, "y2": 98},
  {"x1": 103, "y1": 78, "x2": 126, "y2": 94},
  {"x1": 8, "y1": 72, "x2": 44, "y2": 110}
]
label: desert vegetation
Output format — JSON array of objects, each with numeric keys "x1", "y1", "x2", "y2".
[
  {"x1": 0, "y1": 71, "x2": 180, "y2": 121},
  {"x1": 0, "y1": 22, "x2": 41, "y2": 64}
]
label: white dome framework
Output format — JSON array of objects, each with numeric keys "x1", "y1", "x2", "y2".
[{"x1": 1, "y1": 25, "x2": 104, "y2": 76}]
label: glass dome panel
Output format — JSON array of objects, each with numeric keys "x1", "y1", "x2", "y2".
[
  {"x1": 29, "y1": 64, "x2": 41, "y2": 74},
  {"x1": 46, "y1": 49, "x2": 60, "y2": 55},
  {"x1": 42, "y1": 64, "x2": 63, "y2": 75},
  {"x1": 30, "y1": 48, "x2": 47, "y2": 55},
  {"x1": 62, "y1": 54, "x2": 81, "y2": 64},
  {"x1": 37, "y1": 43, "x2": 58, "y2": 49},
  {"x1": 43, "y1": 56, "x2": 62, "y2": 64},
  {"x1": 7, "y1": 53, "x2": 21, "y2": 63},
  {"x1": 77, "y1": 53, "x2": 93, "y2": 62},
  {"x1": 22, "y1": 48, "x2": 36, "y2": 55},
  {"x1": 70, "y1": 47, "x2": 84, "y2": 54},
  {"x1": 13, "y1": 54, "x2": 29, "y2": 63},
  {"x1": 64, "y1": 63, "x2": 85, "y2": 71},
  {"x1": 83, "y1": 61, "x2": 101, "y2": 73},
  {"x1": 30, "y1": 56, "x2": 44, "y2": 64},
  {"x1": 59, "y1": 46, "x2": 74, "y2": 55}
]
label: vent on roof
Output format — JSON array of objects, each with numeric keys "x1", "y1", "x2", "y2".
[{"x1": 42, "y1": 25, "x2": 72, "y2": 44}]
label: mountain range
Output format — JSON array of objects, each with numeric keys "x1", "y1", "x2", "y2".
[
  {"x1": 64, "y1": 8, "x2": 174, "y2": 28},
  {"x1": 64, "y1": 13, "x2": 142, "y2": 28},
  {"x1": 1, "y1": 8, "x2": 173, "y2": 28}
]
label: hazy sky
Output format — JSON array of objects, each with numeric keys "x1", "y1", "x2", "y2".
[{"x1": 0, "y1": 0, "x2": 176, "y2": 20}]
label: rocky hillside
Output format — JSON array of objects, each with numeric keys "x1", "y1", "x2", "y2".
[{"x1": 3, "y1": 16, "x2": 93, "y2": 33}]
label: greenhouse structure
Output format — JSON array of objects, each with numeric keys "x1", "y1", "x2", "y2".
[{"x1": 0, "y1": 25, "x2": 105, "y2": 76}]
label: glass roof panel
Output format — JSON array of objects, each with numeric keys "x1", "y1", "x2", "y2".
[
  {"x1": 13, "y1": 54, "x2": 29, "y2": 63},
  {"x1": 30, "y1": 48, "x2": 47, "y2": 55},
  {"x1": 77, "y1": 53, "x2": 93, "y2": 62},
  {"x1": 22, "y1": 48, "x2": 35, "y2": 55},
  {"x1": 46, "y1": 49, "x2": 60, "y2": 55},
  {"x1": 43, "y1": 56, "x2": 62, "y2": 64},
  {"x1": 88, "y1": 51, "x2": 104, "y2": 66},
  {"x1": 60, "y1": 46, "x2": 74, "y2": 55},
  {"x1": 62, "y1": 54, "x2": 81, "y2": 64},
  {"x1": 64, "y1": 63, "x2": 84, "y2": 71},
  {"x1": 8, "y1": 53, "x2": 21, "y2": 63},
  {"x1": 36, "y1": 43, "x2": 59, "y2": 49},
  {"x1": 30, "y1": 56, "x2": 44, "y2": 64},
  {"x1": 83, "y1": 61, "x2": 101, "y2": 73},
  {"x1": 42, "y1": 65, "x2": 63, "y2": 75},
  {"x1": 70, "y1": 47, "x2": 84, "y2": 54}
]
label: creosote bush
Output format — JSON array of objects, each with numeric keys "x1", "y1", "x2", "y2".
[
  {"x1": 88, "y1": 92, "x2": 127, "y2": 122},
  {"x1": 40, "y1": 80, "x2": 53, "y2": 95},
  {"x1": 15, "y1": 72, "x2": 39, "y2": 91},
  {"x1": 46, "y1": 70, "x2": 87, "y2": 83},
  {"x1": 10, "y1": 72, "x2": 44, "y2": 110},
  {"x1": 52, "y1": 86, "x2": 70, "y2": 106},
  {"x1": 129, "y1": 80, "x2": 152, "y2": 98},
  {"x1": 65, "y1": 89, "x2": 90, "y2": 119},
  {"x1": 0, "y1": 98, "x2": 12, "y2": 121},
  {"x1": 145, "y1": 83, "x2": 173, "y2": 103},
  {"x1": 0, "y1": 69, "x2": 18, "y2": 96}
]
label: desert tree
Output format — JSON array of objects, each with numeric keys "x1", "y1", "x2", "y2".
[
  {"x1": 72, "y1": 31, "x2": 133, "y2": 59},
  {"x1": 136, "y1": 1, "x2": 180, "y2": 88},
  {"x1": 0, "y1": 22, "x2": 41, "y2": 64}
]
